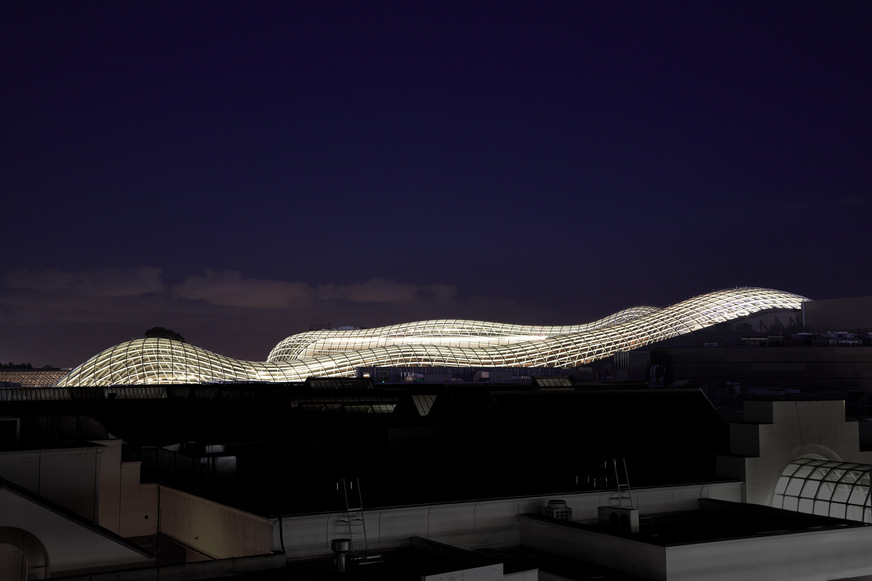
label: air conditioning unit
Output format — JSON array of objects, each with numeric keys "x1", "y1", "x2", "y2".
[
  {"x1": 542, "y1": 499, "x2": 572, "y2": 520},
  {"x1": 598, "y1": 506, "x2": 639, "y2": 533}
]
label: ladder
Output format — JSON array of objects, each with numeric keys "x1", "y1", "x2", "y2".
[
  {"x1": 339, "y1": 478, "x2": 369, "y2": 555},
  {"x1": 609, "y1": 458, "x2": 634, "y2": 509}
]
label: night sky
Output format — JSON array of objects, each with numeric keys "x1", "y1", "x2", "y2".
[{"x1": 2, "y1": 2, "x2": 870, "y2": 368}]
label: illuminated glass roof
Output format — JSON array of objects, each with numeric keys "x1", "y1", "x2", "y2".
[
  {"x1": 267, "y1": 306, "x2": 661, "y2": 362},
  {"x1": 773, "y1": 457, "x2": 872, "y2": 522},
  {"x1": 56, "y1": 287, "x2": 807, "y2": 386}
]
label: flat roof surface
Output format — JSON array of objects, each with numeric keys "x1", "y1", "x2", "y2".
[
  {"x1": 524, "y1": 498, "x2": 868, "y2": 547},
  {"x1": 198, "y1": 541, "x2": 647, "y2": 581}
]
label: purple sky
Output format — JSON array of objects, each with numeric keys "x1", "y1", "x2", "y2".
[{"x1": 2, "y1": 2, "x2": 870, "y2": 368}]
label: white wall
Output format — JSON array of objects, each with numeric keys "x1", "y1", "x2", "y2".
[
  {"x1": 95, "y1": 439, "x2": 122, "y2": 533},
  {"x1": 0, "y1": 487, "x2": 153, "y2": 576},
  {"x1": 665, "y1": 525, "x2": 872, "y2": 581},
  {"x1": 423, "y1": 563, "x2": 504, "y2": 580},
  {"x1": 504, "y1": 570, "x2": 538, "y2": 581},
  {"x1": 158, "y1": 486, "x2": 272, "y2": 559},
  {"x1": 519, "y1": 515, "x2": 667, "y2": 580},
  {"x1": 520, "y1": 509, "x2": 872, "y2": 581},
  {"x1": 0, "y1": 542, "x2": 26, "y2": 581},
  {"x1": 121, "y1": 481, "x2": 158, "y2": 538},
  {"x1": 518, "y1": 493, "x2": 872, "y2": 581},
  {"x1": 0, "y1": 442, "x2": 277, "y2": 576},
  {"x1": 272, "y1": 482, "x2": 742, "y2": 558},
  {"x1": 0, "y1": 447, "x2": 100, "y2": 522},
  {"x1": 0, "y1": 441, "x2": 160, "y2": 539}
]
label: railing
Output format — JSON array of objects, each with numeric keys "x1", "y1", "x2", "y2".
[{"x1": 0, "y1": 386, "x2": 169, "y2": 401}]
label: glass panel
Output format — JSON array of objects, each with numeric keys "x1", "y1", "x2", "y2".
[
  {"x1": 783, "y1": 496, "x2": 798, "y2": 511},
  {"x1": 813, "y1": 501, "x2": 830, "y2": 516},
  {"x1": 832, "y1": 483, "x2": 851, "y2": 503},
  {"x1": 841, "y1": 471, "x2": 860, "y2": 485},
  {"x1": 846, "y1": 505, "x2": 865, "y2": 521},
  {"x1": 824, "y1": 468, "x2": 845, "y2": 482},
  {"x1": 807, "y1": 465, "x2": 829, "y2": 481},
  {"x1": 774, "y1": 478, "x2": 788, "y2": 495},
  {"x1": 800, "y1": 480, "x2": 820, "y2": 498},
  {"x1": 849, "y1": 488, "x2": 868, "y2": 506},
  {"x1": 785, "y1": 478, "x2": 804, "y2": 496},
  {"x1": 793, "y1": 465, "x2": 814, "y2": 478},
  {"x1": 815, "y1": 481, "x2": 835, "y2": 501}
]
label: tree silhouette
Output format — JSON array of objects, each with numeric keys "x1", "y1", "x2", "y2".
[
  {"x1": 2, "y1": 362, "x2": 32, "y2": 369},
  {"x1": 144, "y1": 327, "x2": 185, "y2": 343}
]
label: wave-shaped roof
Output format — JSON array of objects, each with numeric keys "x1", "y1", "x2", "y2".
[
  {"x1": 267, "y1": 305, "x2": 661, "y2": 362},
  {"x1": 56, "y1": 287, "x2": 808, "y2": 386}
]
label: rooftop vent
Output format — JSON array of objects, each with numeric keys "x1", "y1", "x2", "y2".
[
  {"x1": 542, "y1": 499, "x2": 572, "y2": 520},
  {"x1": 331, "y1": 538, "x2": 351, "y2": 573}
]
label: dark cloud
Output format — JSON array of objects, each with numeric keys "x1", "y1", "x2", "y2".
[
  {"x1": 173, "y1": 270, "x2": 315, "y2": 309},
  {"x1": 0, "y1": 267, "x2": 545, "y2": 367},
  {"x1": 0, "y1": 267, "x2": 167, "y2": 326},
  {"x1": 4, "y1": 266, "x2": 165, "y2": 296},
  {"x1": 316, "y1": 278, "x2": 456, "y2": 304}
]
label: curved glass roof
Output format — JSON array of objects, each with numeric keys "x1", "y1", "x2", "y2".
[
  {"x1": 56, "y1": 287, "x2": 807, "y2": 386},
  {"x1": 773, "y1": 457, "x2": 872, "y2": 522},
  {"x1": 267, "y1": 306, "x2": 662, "y2": 361}
]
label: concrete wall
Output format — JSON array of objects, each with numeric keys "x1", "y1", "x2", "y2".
[
  {"x1": 665, "y1": 525, "x2": 872, "y2": 581},
  {"x1": 0, "y1": 441, "x2": 159, "y2": 539},
  {"x1": 0, "y1": 441, "x2": 275, "y2": 576},
  {"x1": 0, "y1": 446, "x2": 101, "y2": 522},
  {"x1": 121, "y1": 481, "x2": 158, "y2": 538},
  {"x1": 96, "y1": 440, "x2": 123, "y2": 533},
  {"x1": 519, "y1": 515, "x2": 666, "y2": 580},
  {"x1": 0, "y1": 526, "x2": 49, "y2": 581},
  {"x1": 158, "y1": 486, "x2": 271, "y2": 559},
  {"x1": 272, "y1": 482, "x2": 742, "y2": 558},
  {"x1": 0, "y1": 487, "x2": 153, "y2": 576},
  {"x1": 94, "y1": 439, "x2": 158, "y2": 538},
  {"x1": 519, "y1": 511, "x2": 872, "y2": 581},
  {"x1": 422, "y1": 563, "x2": 503, "y2": 580},
  {"x1": 505, "y1": 571, "x2": 539, "y2": 581}
]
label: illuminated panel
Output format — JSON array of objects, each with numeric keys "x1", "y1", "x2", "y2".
[
  {"x1": 56, "y1": 287, "x2": 808, "y2": 386},
  {"x1": 773, "y1": 457, "x2": 872, "y2": 522}
]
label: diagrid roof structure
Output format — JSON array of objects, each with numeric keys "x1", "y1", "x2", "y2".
[
  {"x1": 56, "y1": 287, "x2": 807, "y2": 386},
  {"x1": 266, "y1": 305, "x2": 662, "y2": 362}
]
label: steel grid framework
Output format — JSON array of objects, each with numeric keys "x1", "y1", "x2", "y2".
[
  {"x1": 773, "y1": 457, "x2": 872, "y2": 522},
  {"x1": 266, "y1": 306, "x2": 662, "y2": 361},
  {"x1": 56, "y1": 287, "x2": 807, "y2": 387}
]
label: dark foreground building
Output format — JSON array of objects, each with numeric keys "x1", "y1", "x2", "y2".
[{"x1": 3, "y1": 381, "x2": 872, "y2": 580}]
